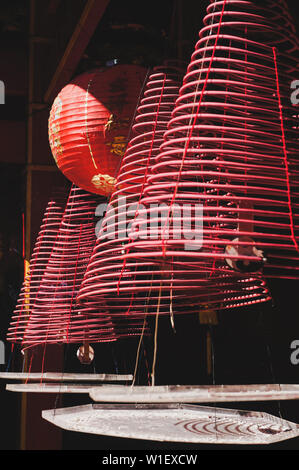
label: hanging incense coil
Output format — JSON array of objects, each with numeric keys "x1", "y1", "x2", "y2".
[
  {"x1": 80, "y1": 0, "x2": 299, "y2": 317},
  {"x1": 78, "y1": 64, "x2": 186, "y2": 314},
  {"x1": 7, "y1": 192, "x2": 66, "y2": 344},
  {"x1": 114, "y1": 0, "x2": 298, "y2": 309},
  {"x1": 10, "y1": 186, "x2": 145, "y2": 348},
  {"x1": 78, "y1": 59, "x2": 271, "y2": 317}
]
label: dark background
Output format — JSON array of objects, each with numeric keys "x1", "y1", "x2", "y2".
[{"x1": 0, "y1": 0, "x2": 299, "y2": 452}]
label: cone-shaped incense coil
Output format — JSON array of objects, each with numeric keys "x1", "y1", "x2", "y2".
[
  {"x1": 78, "y1": 58, "x2": 271, "y2": 316},
  {"x1": 118, "y1": 0, "x2": 299, "y2": 288},
  {"x1": 7, "y1": 192, "x2": 66, "y2": 343},
  {"x1": 22, "y1": 186, "x2": 114, "y2": 346},
  {"x1": 128, "y1": 0, "x2": 298, "y2": 281},
  {"x1": 108, "y1": 0, "x2": 298, "y2": 315},
  {"x1": 14, "y1": 186, "x2": 146, "y2": 347},
  {"x1": 78, "y1": 64, "x2": 186, "y2": 314}
]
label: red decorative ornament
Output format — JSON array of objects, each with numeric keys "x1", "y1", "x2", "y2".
[{"x1": 48, "y1": 64, "x2": 147, "y2": 196}]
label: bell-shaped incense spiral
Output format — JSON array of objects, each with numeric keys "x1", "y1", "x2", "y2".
[{"x1": 79, "y1": 55, "x2": 272, "y2": 316}]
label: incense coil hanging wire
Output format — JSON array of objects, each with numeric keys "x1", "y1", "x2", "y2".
[
  {"x1": 78, "y1": 59, "x2": 271, "y2": 315},
  {"x1": 7, "y1": 192, "x2": 66, "y2": 344}
]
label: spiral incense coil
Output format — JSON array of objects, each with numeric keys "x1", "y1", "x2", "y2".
[
  {"x1": 78, "y1": 64, "x2": 184, "y2": 310},
  {"x1": 8, "y1": 185, "x2": 146, "y2": 346},
  {"x1": 119, "y1": 0, "x2": 299, "y2": 292},
  {"x1": 78, "y1": 59, "x2": 271, "y2": 315},
  {"x1": 11, "y1": 185, "x2": 143, "y2": 348},
  {"x1": 75, "y1": 299, "x2": 148, "y2": 340},
  {"x1": 7, "y1": 193, "x2": 66, "y2": 344},
  {"x1": 80, "y1": 0, "x2": 299, "y2": 318}
]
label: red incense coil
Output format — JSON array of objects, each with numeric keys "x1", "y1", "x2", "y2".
[
  {"x1": 23, "y1": 186, "x2": 116, "y2": 346},
  {"x1": 80, "y1": 0, "x2": 299, "y2": 318},
  {"x1": 7, "y1": 193, "x2": 66, "y2": 344},
  {"x1": 17, "y1": 185, "x2": 145, "y2": 347},
  {"x1": 77, "y1": 64, "x2": 185, "y2": 311},
  {"x1": 78, "y1": 58, "x2": 271, "y2": 316},
  {"x1": 118, "y1": 0, "x2": 299, "y2": 304}
]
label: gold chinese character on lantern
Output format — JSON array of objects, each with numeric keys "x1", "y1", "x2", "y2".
[{"x1": 107, "y1": 135, "x2": 127, "y2": 156}]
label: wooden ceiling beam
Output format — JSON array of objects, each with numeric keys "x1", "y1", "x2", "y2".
[{"x1": 44, "y1": 0, "x2": 110, "y2": 104}]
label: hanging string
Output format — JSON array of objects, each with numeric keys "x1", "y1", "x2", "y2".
[
  {"x1": 259, "y1": 306, "x2": 283, "y2": 420},
  {"x1": 5, "y1": 345, "x2": 14, "y2": 373},
  {"x1": 131, "y1": 315, "x2": 148, "y2": 387},
  {"x1": 117, "y1": 72, "x2": 167, "y2": 294},
  {"x1": 132, "y1": 271, "x2": 155, "y2": 386},
  {"x1": 24, "y1": 350, "x2": 34, "y2": 385},
  {"x1": 161, "y1": 0, "x2": 227, "y2": 256},
  {"x1": 169, "y1": 266, "x2": 176, "y2": 332},
  {"x1": 151, "y1": 281, "x2": 163, "y2": 386},
  {"x1": 142, "y1": 340, "x2": 151, "y2": 386},
  {"x1": 53, "y1": 343, "x2": 70, "y2": 415},
  {"x1": 13, "y1": 202, "x2": 53, "y2": 344},
  {"x1": 65, "y1": 222, "x2": 83, "y2": 343},
  {"x1": 39, "y1": 188, "x2": 75, "y2": 382},
  {"x1": 272, "y1": 46, "x2": 299, "y2": 253},
  {"x1": 209, "y1": 320, "x2": 218, "y2": 443}
]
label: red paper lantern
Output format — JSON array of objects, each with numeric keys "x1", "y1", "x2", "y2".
[{"x1": 48, "y1": 64, "x2": 147, "y2": 196}]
